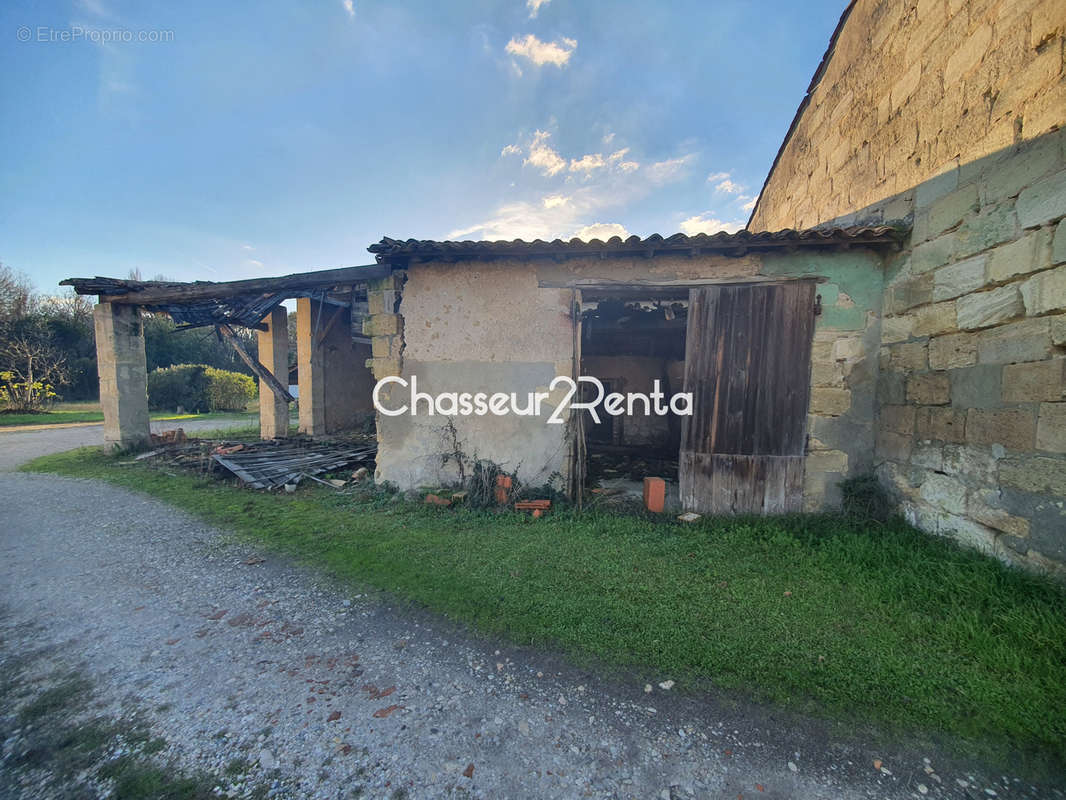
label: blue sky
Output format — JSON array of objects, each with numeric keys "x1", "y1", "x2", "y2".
[{"x1": 1, "y1": 0, "x2": 846, "y2": 293}]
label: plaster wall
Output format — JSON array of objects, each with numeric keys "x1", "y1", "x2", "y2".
[{"x1": 371, "y1": 250, "x2": 886, "y2": 510}]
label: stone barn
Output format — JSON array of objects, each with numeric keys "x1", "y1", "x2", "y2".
[{"x1": 65, "y1": 0, "x2": 1066, "y2": 574}]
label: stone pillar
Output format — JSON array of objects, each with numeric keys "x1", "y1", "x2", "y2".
[
  {"x1": 93, "y1": 302, "x2": 150, "y2": 450},
  {"x1": 296, "y1": 296, "x2": 326, "y2": 436},
  {"x1": 257, "y1": 306, "x2": 289, "y2": 440}
]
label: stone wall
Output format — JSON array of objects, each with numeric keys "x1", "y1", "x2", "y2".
[
  {"x1": 370, "y1": 249, "x2": 886, "y2": 510},
  {"x1": 743, "y1": 0, "x2": 1066, "y2": 572},
  {"x1": 875, "y1": 131, "x2": 1066, "y2": 574},
  {"x1": 750, "y1": 0, "x2": 1066, "y2": 232}
]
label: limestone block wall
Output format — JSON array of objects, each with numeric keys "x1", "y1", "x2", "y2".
[
  {"x1": 750, "y1": 0, "x2": 1066, "y2": 232},
  {"x1": 874, "y1": 131, "x2": 1066, "y2": 574},
  {"x1": 371, "y1": 249, "x2": 886, "y2": 508}
]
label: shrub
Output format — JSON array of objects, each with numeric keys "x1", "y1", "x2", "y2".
[
  {"x1": 840, "y1": 472, "x2": 895, "y2": 523},
  {"x1": 204, "y1": 367, "x2": 256, "y2": 412},
  {"x1": 148, "y1": 364, "x2": 257, "y2": 412}
]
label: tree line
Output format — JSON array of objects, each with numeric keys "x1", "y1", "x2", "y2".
[{"x1": 0, "y1": 263, "x2": 264, "y2": 411}]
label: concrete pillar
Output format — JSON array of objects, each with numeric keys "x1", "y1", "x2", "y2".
[
  {"x1": 296, "y1": 296, "x2": 326, "y2": 436},
  {"x1": 257, "y1": 306, "x2": 289, "y2": 440},
  {"x1": 93, "y1": 302, "x2": 150, "y2": 450}
]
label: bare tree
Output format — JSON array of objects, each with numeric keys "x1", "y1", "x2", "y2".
[
  {"x1": 0, "y1": 337, "x2": 69, "y2": 411},
  {"x1": 0, "y1": 262, "x2": 37, "y2": 323}
]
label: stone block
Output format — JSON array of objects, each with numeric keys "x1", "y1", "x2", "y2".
[
  {"x1": 889, "y1": 341, "x2": 929, "y2": 372},
  {"x1": 876, "y1": 430, "x2": 913, "y2": 463},
  {"x1": 929, "y1": 332, "x2": 977, "y2": 369},
  {"x1": 911, "y1": 234, "x2": 956, "y2": 274},
  {"x1": 911, "y1": 441, "x2": 943, "y2": 470},
  {"x1": 364, "y1": 356, "x2": 402, "y2": 378},
  {"x1": 1052, "y1": 314, "x2": 1066, "y2": 346},
  {"x1": 1017, "y1": 169, "x2": 1066, "y2": 229},
  {"x1": 939, "y1": 513, "x2": 1000, "y2": 555},
  {"x1": 982, "y1": 131, "x2": 1063, "y2": 203},
  {"x1": 926, "y1": 183, "x2": 979, "y2": 239},
  {"x1": 880, "y1": 404, "x2": 916, "y2": 434},
  {"x1": 881, "y1": 315, "x2": 915, "y2": 344},
  {"x1": 969, "y1": 493, "x2": 1030, "y2": 538},
  {"x1": 916, "y1": 406, "x2": 967, "y2": 442},
  {"x1": 966, "y1": 408, "x2": 1036, "y2": 451},
  {"x1": 913, "y1": 301, "x2": 958, "y2": 336},
  {"x1": 954, "y1": 203, "x2": 1017, "y2": 257},
  {"x1": 885, "y1": 274, "x2": 934, "y2": 314},
  {"x1": 1002, "y1": 359, "x2": 1066, "y2": 403},
  {"x1": 950, "y1": 364, "x2": 1002, "y2": 409},
  {"x1": 367, "y1": 288, "x2": 398, "y2": 316},
  {"x1": 371, "y1": 335, "x2": 399, "y2": 359},
  {"x1": 919, "y1": 472, "x2": 968, "y2": 515},
  {"x1": 362, "y1": 313, "x2": 402, "y2": 337},
  {"x1": 977, "y1": 318, "x2": 1052, "y2": 364},
  {"x1": 956, "y1": 285, "x2": 1024, "y2": 330},
  {"x1": 811, "y1": 360, "x2": 844, "y2": 387},
  {"x1": 987, "y1": 229, "x2": 1050, "y2": 283},
  {"x1": 999, "y1": 455, "x2": 1066, "y2": 495},
  {"x1": 933, "y1": 256, "x2": 986, "y2": 301},
  {"x1": 1020, "y1": 266, "x2": 1066, "y2": 315},
  {"x1": 915, "y1": 168, "x2": 959, "y2": 209},
  {"x1": 1037, "y1": 402, "x2": 1066, "y2": 452},
  {"x1": 878, "y1": 372, "x2": 907, "y2": 405},
  {"x1": 807, "y1": 450, "x2": 849, "y2": 473},
  {"x1": 810, "y1": 388, "x2": 851, "y2": 416},
  {"x1": 831, "y1": 336, "x2": 865, "y2": 361},
  {"x1": 1054, "y1": 219, "x2": 1066, "y2": 265},
  {"x1": 907, "y1": 373, "x2": 951, "y2": 405},
  {"x1": 943, "y1": 444, "x2": 1001, "y2": 485}
]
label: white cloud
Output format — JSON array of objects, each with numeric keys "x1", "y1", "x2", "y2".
[
  {"x1": 246, "y1": 258, "x2": 264, "y2": 268},
  {"x1": 569, "y1": 153, "x2": 606, "y2": 173},
  {"x1": 740, "y1": 197, "x2": 757, "y2": 212},
  {"x1": 678, "y1": 215, "x2": 745, "y2": 236},
  {"x1": 342, "y1": 0, "x2": 354, "y2": 17},
  {"x1": 241, "y1": 244, "x2": 254, "y2": 251},
  {"x1": 527, "y1": 0, "x2": 551, "y2": 18},
  {"x1": 645, "y1": 155, "x2": 694, "y2": 184},
  {"x1": 451, "y1": 130, "x2": 693, "y2": 241},
  {"x1": 573, "y1": 222, "x2": 630, "y2": 241},
  {"x1": 715, "y1": 179, "x2": 742, "y2": 194},
  {"x1": 602, "y1": 132, "x2": 615, "y2": 145},
  {"x1": 524, "y1": 130, "x2": 566, "y2": 176},
  {"x1": 706, "y1": 171, "x2": 730, "y2": 182},
  {"x1": 506, "y1": 34, "x2": 576, "y2": 68},
  {"x1": 501, "y1": 143, "x2": 521, "y2": 157}
]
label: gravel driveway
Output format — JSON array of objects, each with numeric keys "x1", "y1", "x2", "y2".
[{"x1": 0, "y1": 428, "x2": 1056, "y2": 799}]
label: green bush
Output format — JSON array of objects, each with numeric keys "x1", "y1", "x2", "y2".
[
  {"x1": 204, "y1": 367, "x2": 256, "y2": 411},
  {"x1": 148, "y1": 364, "x2": 256, "y2": 412}
]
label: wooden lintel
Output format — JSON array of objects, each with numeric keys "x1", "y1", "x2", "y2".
[
  {"x1": 218, "y1": 324, "x2": 295, "y2": 404},
  {"x1": 68, "y1": 263, "x2": 390, "y2": 305}
]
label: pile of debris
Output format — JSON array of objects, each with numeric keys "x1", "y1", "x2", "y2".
[
  {"x1": 212, "y1": 441, "x2": 375, "y2": 489},
  {"x1": 133, "y1": 435, "x2": 376, "y2": 490}
]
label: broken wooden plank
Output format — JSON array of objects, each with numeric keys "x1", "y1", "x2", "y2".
[{"x1": 218, "y1": 323, "x2": 296, "y2": 404}]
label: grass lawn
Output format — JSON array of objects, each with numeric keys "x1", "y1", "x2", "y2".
[
  {"x1": 24, "y1": 446, "x2": 1066, "y2": 770},
  {"x1": 0, "y1": 401, "x2": 258, "y2": 427}
]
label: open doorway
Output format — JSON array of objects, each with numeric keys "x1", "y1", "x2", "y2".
[{"x1": 579, "y1": 290, "x2": 688, "y2": 506}]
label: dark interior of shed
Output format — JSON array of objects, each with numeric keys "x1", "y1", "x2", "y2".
[{"x1": 580, "y1": 295, "x2": 688, "y2": 490}]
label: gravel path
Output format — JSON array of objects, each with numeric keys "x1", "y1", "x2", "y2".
[{"x1": 0, "y1": 431, "x2": 1058, "y2": 799}]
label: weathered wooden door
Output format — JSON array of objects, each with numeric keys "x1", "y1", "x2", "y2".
[{"x1": 679, "y1": 281, "x2": 816, "y2": 514}]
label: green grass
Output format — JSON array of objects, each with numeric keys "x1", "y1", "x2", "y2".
[
  {"x1": 24, "y1": 447, "x2": 1066, "y2": 769},
  {"x1": 0, "y1": 401, "x2": 258, "y2": 427}
]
